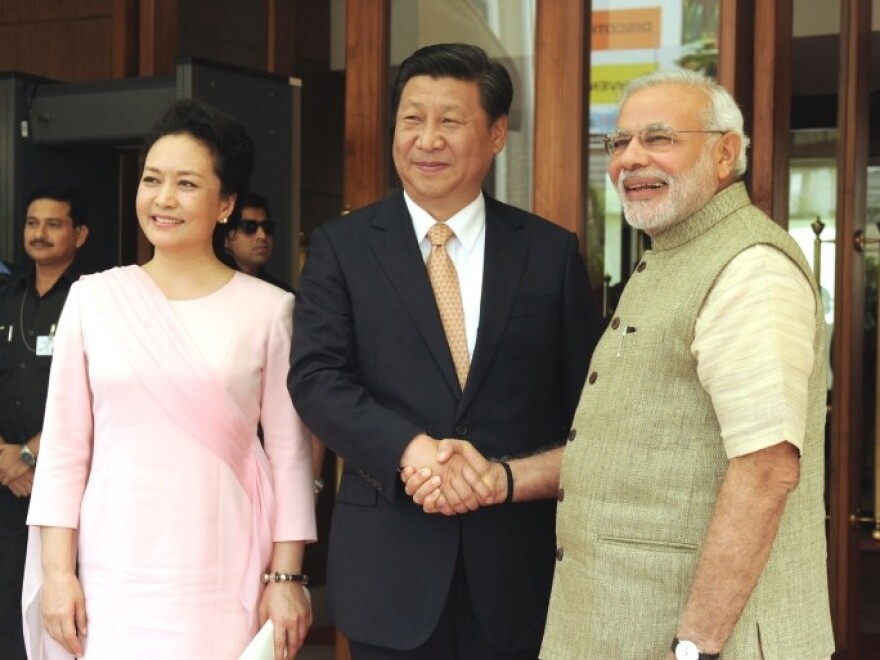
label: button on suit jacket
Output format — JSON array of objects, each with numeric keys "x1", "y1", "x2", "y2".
[{"x1": 290, "y1": 191, "x2": 601, "y2": 653}]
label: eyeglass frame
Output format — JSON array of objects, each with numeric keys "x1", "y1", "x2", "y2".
[
  {"x1": 602, "y1": 126, "x2": 727, "y2": 157},
  {"x1": 231, "y1": 218, "x2": 277, "y2": 236}
]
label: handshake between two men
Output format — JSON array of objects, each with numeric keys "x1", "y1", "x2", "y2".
[{"x1": 398, "y1": 433, "x2": 563, "y2": 515}]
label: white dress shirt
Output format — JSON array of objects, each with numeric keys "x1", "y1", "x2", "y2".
[{"x1": 405, "y1": 191, "x2": 486, "y2": 359}]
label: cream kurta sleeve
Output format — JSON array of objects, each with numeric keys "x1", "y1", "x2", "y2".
[{"x1": 692, "y1": 244, "x2": 816, "y2": 458}]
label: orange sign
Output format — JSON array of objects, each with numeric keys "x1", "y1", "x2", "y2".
[{"x1": 592, "y1": 7, "x2": 662, "y2": 51}]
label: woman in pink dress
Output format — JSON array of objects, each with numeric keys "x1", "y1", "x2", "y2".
[{"x1": 22, "y1": 99, "x2": 316, "y2": 659}]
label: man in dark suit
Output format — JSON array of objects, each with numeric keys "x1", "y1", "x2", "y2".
[{"x1": 289, "y1": 43, "x2": 601, "y2": 659}]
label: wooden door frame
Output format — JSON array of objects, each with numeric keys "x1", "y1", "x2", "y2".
[
  {"x1": 750, "y1": 0, "x2": 792, "y2": 224},
  {"x1": 829, "y1": 1, "x2": 871, "y2": 656},
  {"x1": 340, "y1": 7, "x2": 388, "y2": 657},
  {"x1": 533, "y1": 0, "x2": 590, "y2": 238},
  {"x1": 343, "y1": 0, "x2": 389, "y2": 214}
]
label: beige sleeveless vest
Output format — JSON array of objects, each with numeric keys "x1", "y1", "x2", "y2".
[{"x1": 540, "y1": 183, "x2": 834, "y2": 659}]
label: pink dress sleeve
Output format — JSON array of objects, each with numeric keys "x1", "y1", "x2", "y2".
[
  {"x1": 261, "y1": 293, "x2": 316, "y2": 543},
  {"x1": 28, "y1": 281, "x2": 94, "y2": 528}
]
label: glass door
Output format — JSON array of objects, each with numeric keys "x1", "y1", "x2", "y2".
[{"x1": 789, "y1": 1, "x2": 880, "y2": 656}]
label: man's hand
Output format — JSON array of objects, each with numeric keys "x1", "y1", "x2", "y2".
[
  {"x1": 0, "y1": 441, "x2": 30, "y2": 486},
  {"x1": 401, "y1": 439, "x2": 505, "y2": 515},
  {"x1": 8, "y1": 470, "x2": 34, "y2": 497}
]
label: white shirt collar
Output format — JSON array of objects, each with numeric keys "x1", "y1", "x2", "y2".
[{"x1": 405, "y1": 191, "x2": 485, "y2": 254}]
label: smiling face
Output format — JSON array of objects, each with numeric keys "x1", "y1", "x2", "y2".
[
  {"x1": 609, "y1": 83, "x2": 739, "y2": 236},
  {"x1": 136, "y1": 133, "x2": 235, "y2": 255},
  {"x1": 392, "y1": 75, "x2": 507, "y2": 221}
]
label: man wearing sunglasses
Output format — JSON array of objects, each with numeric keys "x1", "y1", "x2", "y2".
[{"x1": 224, "y1": 192, "x2": 293, "y2": 293}]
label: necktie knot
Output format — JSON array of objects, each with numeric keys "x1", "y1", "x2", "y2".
[{"x1": 428, "y1": 222, "x2": 454, "y2": 247}]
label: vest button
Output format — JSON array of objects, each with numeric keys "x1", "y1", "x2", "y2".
[
  {"x1": 555, "y1": 547, "x2": 564, "y2": 561},
  {"x1": 636, "y1": 261, "x2": 647, "y2": 272},
  {"x1": 588, "y1": 372, "x2": 598, "y2": 384},
  {"x1": 610, "y1": 316, "x2": 620, "y2": 330},
  {"x1": 568, "y1": 429, "x2": 577, "y2": 442},
  {"x1": 558, "y1": 488, "x2": 565, "y2": 502},
  {"x1": 454, "y1": 425, "x2": 468, "y2": 436}
]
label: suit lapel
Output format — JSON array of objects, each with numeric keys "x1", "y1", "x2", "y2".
[
  {"x1": 459, "y1": 199, "x2": 529, "y2": 415},
  {"x1": 368, "y1": 193, "x2": 461, "y2": 396}
]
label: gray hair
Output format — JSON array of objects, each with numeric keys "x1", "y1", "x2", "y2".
[{"x1": 619, "y1": 69, "x2": 750, "y2": 177}]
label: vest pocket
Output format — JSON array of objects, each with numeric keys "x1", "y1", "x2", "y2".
[{"x1": 598, "y1": 534, "x2": 699, "y2": 553}]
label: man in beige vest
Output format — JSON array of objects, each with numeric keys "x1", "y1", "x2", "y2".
[{"x1": 403, "y1": 69, "x2": 834, "y2": 659}]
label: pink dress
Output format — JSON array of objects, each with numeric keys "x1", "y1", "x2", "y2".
[{"x1": 23, "y1": 267, "x2": 316, "y2": 659}]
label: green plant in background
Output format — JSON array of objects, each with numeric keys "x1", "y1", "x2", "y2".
[
  {"x1": 680, "y1": 0, "x2": 719, "y2": 77},
  {"x1": 676, "y1": 39, "x2": 718, "y2": 78},
  {"x1": 683, "y1": 0, "x2": 719, "y2": 44}
]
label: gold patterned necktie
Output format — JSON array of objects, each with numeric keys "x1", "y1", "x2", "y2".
[{"x1": 427, "y1": 222, "x2": 470, "y2": 389}]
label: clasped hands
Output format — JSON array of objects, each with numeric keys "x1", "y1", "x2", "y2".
[
  {"x1": 0, "y1": 437, "x2": 34, "y2": 497},
  {"x1": 398, "y1": 433, "x2": 507, "y2": 516}
]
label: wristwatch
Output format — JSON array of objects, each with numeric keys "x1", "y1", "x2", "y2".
[
  {"x1": 20, "y1": 443, "x2": 37, "y2": 467},
  {"x1": 671, "y1": 638, "x2": 720, "y2": 660}
]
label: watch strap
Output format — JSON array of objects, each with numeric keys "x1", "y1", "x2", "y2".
[{"x1": 671, "y1": 637, "x2": 721, "y2": 660}]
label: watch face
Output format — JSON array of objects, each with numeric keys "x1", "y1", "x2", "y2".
[
  {"x1": 20, "y1": 446, "x2": 36, "y2": 467},
  {"x1": 674, "y1": 640, "x2": 700, "y2": 660}
]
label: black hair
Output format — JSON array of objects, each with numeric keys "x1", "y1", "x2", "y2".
[
  {"x1": 25, "y1": 187, "x2": 88, "y2": 227},
  {"x1": 142, "y1": 98, "x2": 256, "y2": 201},
  {"x1": 239, "y1": 192, "x2": 271, "y2": 220},
  {"x1": 391, "y1": 43, "x2": 513, "y2": 122}
]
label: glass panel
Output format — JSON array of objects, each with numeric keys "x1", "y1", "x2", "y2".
[
  {"x1": 788, "y1": 1, "x2": 840, "y2": 394},
  {"x1": 790, "y1": 1, "x2": 880, "y2": 653},
  {"x1": 862, "y1": 4, "x2": 880, "y2": 650},
  {"x1": 389, "y1": 0, "x2": 537, "y2": 209},
  {"x1": 587, "y1": 0, "x2": 719, "y2": 318}
]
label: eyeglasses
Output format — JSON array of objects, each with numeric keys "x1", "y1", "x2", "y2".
[
  {"x1": 603, "y1": 127, "x2": 726, "y2": 157},
  {"x1": 236, "y1": 219, "x2": 276, "y2": 236}
]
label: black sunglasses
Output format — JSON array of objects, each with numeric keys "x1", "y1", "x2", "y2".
[{"x1": 236, "y1": 219, "x2": 276, "y2": 236}]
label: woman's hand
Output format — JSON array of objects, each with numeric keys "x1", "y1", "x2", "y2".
[
  {"x1": 41, "y1": 569, "x2": 87, "y2": 656},
  {"x1": 258, "y1": 582, "x2": 312, "y2": 660}
]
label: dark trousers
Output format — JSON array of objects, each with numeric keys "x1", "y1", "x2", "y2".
[
  {"x1": 348, "y1": 552, "x2": 539, "y2": 660},
  {"x1": 0, "y1": 519, "x2": 29, "y2": 660}
]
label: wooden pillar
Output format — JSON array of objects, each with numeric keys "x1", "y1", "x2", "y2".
[
  {"x1": 750, "y1": 0, "x2": 792, "y2": 225},
  {"x1": 343, "y1": 0, "x2": 389, "y2": 213},
  {"x1": 715, "y1": 0, "x2": 754, "y2": 144},
  {"x1": 532, "y1": 0, "x2": 589, "y2": 239},
  {"x1": 337, "y1": 8, "x2": 389, "y2": 657},
  {"x1": 828, "y1": 0, "x2": 871, "y2": 653}
]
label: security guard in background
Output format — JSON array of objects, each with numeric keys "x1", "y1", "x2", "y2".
[{"x1": 0, "y1": 187, "x2": 88, "y2": 659}]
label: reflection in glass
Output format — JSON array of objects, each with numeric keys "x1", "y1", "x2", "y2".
[{"x1": 588, "y1": 0, "x2": 719, "y2": 317}]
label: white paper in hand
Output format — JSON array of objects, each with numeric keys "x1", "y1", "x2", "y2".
[{"x1": 238, "y1": 619, "x2": 274, "y2": 660}]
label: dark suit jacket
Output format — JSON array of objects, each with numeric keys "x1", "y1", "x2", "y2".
[{"x1": 290, "y1": 191, "x2": 601, "y2": 652}]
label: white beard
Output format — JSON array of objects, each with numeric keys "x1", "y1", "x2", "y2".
[{"x1": 616, "y1": 148, "x2": 718, "y2": 236}]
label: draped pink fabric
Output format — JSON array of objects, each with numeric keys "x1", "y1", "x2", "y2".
[
  {"x1": 22, "y1": 267, "x2": 315, "y2": 659},
  {"x1": 86, "y1": 266, "x2": 275, "y2": 611}
]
